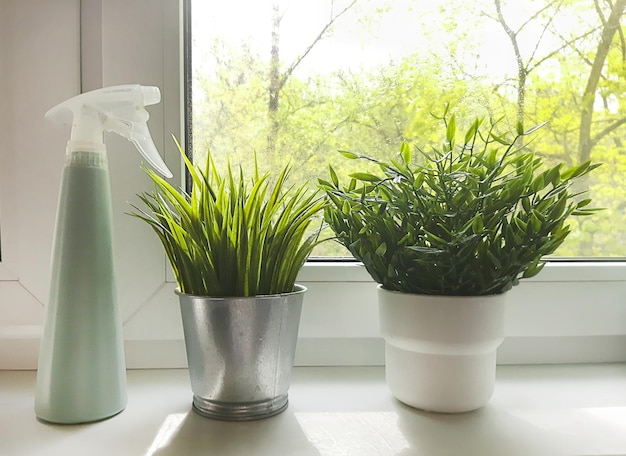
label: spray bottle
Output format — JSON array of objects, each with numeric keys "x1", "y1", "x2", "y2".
[{"x1": 35, "y1": 85, "x2": 172, "y2": 424}]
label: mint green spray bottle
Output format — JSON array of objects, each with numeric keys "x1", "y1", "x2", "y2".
[{"x1": 34, "y1": 85, "x2": 173, "y2": 424}]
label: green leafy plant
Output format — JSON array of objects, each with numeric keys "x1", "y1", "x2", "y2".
[
  {"x1": 320, "y1": 108, "x2": 600, "y2": 296},
  {"x1": 130, "y1": 140, "x2": 326, "y2": 297}
]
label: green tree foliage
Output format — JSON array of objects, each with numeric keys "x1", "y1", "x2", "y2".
[{"x1": 191, "y1": 0, "x2": 626, "y2": 257}]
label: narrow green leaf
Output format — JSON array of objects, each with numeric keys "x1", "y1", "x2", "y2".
[
  {"x1": 531, "y1": 174, "x2": 545, "y2": 192},
  {"x1": 523, "y1": 121, "x2": 548, "y2": 136},
  {"x1": 317, "y1": 178, "x2": 334, "y2": 189},
  {"x1": 446, "y1": 114, "x2": 457, "y2": 148},
  {"x1": 338, "y1": 150, "x2": 359, "y2": 159},
  {"x1": 471, "y1": 215, "x2": 484, "y2": 234},
  {"x1": 400, "y1": 142, "x2": 411, "y2": 165},
  {"x1": 489, "y1": 132, "x2": 511, "y2": 146},
  {"x1": 350, "y1": 172, "x2": 380, "y2": 182},
  {"x1": 530, "y1": 212, "x2": 542, "y2": 232},
  {"x1": 561, "y1": 161, "x2": 591, "y2": 180},
  {"x1": 522, "y1": 261, "x2": 545, "y2": 279},
  {"x1": 329, "y1": 165, "x2": 339, "y2": 187},
  {"x1": 464, "y1": 119, "x2": 478, "y2": 144}
]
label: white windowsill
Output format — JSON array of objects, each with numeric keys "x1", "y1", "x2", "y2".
[
  {"x1": 2, "y1": 260, "x2": 626, "y2": 370},
  {"x1": 1, "y1": 364, "x2": 625, "y2": 455}
]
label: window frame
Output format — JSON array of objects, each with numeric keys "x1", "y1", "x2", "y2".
[{"x1": 0, "y1": 0, "x2": 624, "y2": 370}]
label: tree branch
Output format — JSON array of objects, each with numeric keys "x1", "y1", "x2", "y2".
[
  {"x1": 590, "y1": 117, "x2": 626, "y2": 148},
  {"x1": 551, "y1": 28, "x2": 602, "y2": 70},
  {"x1": 516, "y1": 0, "x2": 563, "y2": 35},
  {"x1": 528, "y1": 28, "x2": 600, "y2": 73},
  {"x1": 279, "y1": 0, "x2": 357, "y2": 90},
  {"x1": 526, "y1": 1, "x2": 564, "y2": 64},
  {"x1": 494, "y1": 0, "x2": 527, "y2": 124},
  {"x1": 578, "y1": 0, "x2": 626, "y2": 162},
  {"x1": 594, "y1": 0, "x2": 607, "y2": 26}
]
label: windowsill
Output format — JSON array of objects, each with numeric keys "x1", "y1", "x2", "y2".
[{"x1": 2, "y1": 364, "x2": 625, "y2": 455}]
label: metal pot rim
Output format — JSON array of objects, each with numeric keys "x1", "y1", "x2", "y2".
[{"x1": 175, "y1": 283, "x2": 307, "y2": 300}]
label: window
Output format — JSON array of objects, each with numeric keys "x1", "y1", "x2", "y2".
[
  {"x1": 0, "y1": 1, "x2": 624, "y2": 370},
  {"x1": 189, "y1": 0, "x2": 626, "y2": 258}
]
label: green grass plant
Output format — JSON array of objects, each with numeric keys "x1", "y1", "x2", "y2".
[
  {"x1": 320, "y1": 107, "x2": 600, "y2": 296},
  {"x1": 131, "y1": 139, "x2": 325, "y2": 297}
]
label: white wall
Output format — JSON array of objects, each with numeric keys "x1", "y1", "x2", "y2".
[
  {"x1": 0, "y1": 0, "x2": 81, "y2": 368},
  {"x1": 0, "y1": 0, "x2": 184, "y2": 369},
  {"x1": 1, "y1": 1, "x2": 625, "y2": 370}
]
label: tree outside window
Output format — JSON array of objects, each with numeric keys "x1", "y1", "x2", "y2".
[{"x1": 190, "y1": 0, "x2": 626, "y2": 258}]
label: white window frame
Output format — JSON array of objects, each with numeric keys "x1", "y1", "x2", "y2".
[{"x1": 1, "y1": 0, "x2": 625, "y2": 370}]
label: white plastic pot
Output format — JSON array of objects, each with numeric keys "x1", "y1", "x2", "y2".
[{"x1": 378, "y1": 285, "x2": 507, "y2": 413}]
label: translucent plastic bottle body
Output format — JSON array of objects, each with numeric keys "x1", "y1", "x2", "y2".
[{"x1": 35, "y1": 155, "x2": 127, "y2": 424}]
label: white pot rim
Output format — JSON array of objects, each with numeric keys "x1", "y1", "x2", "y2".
[{"x1": 377, "y1": 284, "x2": 506, "y2": 300}]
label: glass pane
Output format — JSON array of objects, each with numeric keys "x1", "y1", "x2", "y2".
[{"x1": 189, "y1": 0, "x2": 626, "y2": 258}]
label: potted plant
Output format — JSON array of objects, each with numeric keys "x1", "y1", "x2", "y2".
[
  {"x1": 320, "y1": 107, "x2": 599, "y2": 413},
  {"x1": 131, "y1": 141, "x2": 325, "y2": 420}
]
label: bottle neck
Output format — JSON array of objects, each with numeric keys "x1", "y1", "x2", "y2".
[{"x1": 65, "y1": 141, "x2": 108, "y2": 169}]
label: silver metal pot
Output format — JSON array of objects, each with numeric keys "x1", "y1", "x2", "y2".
[{"x1": 176, "y1": 284, "x2": 305, "y2": 421}]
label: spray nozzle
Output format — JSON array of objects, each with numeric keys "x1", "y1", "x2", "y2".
[{"x1": 46, "y1": 84, "x2": 173, "y2": 178}]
